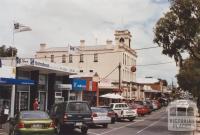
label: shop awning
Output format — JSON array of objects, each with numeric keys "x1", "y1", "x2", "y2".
[
  {"x1": 144, "y1": 89, "x2": 161, "y2": 93},
  {"x1": 0, "y1": 77, "x2": 35, "y2": 85},
  {"x1": 100, "y1": 93, "x2": 124, "y2": 99}
]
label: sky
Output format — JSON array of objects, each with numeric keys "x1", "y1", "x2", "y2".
[{"x1": 0, "y1": 0, "x2": 179, "y2": 84}]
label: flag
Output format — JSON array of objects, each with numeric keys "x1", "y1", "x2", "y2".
[
  {"x1": 68, "y1": 45, "x2": 79, "y2": 54},
  {"x1": 14, "y1": 22, "x2": 32, "y2": 33}
]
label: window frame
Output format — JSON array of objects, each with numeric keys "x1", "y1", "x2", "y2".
[
  {"x1": 94, "y1": 53, "x2": 98, "y2": 62},
  {"x1": 80, "y1": 54, "x2": 84, "y2": 63},
  {"x1": 62, "y1": 54, "x2": 66, "y2": 63},
  {"x1": 69, "y1": 54, "x2": 73, "y2": 63},
  {"x1": 50, "y1": 55, "x2": 54, "y2": 62}
]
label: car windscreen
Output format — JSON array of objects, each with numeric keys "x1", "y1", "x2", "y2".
[
  {"x1": 21, "y1": 112, "x2": 49, "y2": 119},
  {"x1": 67, "y1": 102, "x2": 91, "y2": 113}
]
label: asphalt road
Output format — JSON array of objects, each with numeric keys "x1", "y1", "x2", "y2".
[{"x1": 63, "y1": 107, "x2": 195, "y2": 135}]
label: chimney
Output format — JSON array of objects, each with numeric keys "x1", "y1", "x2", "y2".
[
  {"x1": 106, "y1": 40, "x2": 112, "y2": 45},
  {"x1": 40, "y1": 43, "x2": 46, "y2": 51},
  {"x1": 80, "y1": 40, "x2": 85, "y2": 47}
]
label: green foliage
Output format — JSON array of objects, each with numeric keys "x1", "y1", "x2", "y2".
[
  {"x1": 176, "y1": 58, "x2": 200, "y2": 97},
  {"x1": 0, "y1": 45, "x2": 17, "y2": 57},
  {"x1": 154, "y1": 0, "x2": 200, "y2": 66}
]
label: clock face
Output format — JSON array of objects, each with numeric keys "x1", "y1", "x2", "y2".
[{"x1": 119, "y1": 37, "x2": 125, "y2": 43}]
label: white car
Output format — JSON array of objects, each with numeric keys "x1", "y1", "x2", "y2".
[
  {"x1": 110, "y1": 103, "x2": 137, "y2": 121},
  {"x1": 91, "y1": 107, "x2": 111, "y2": 128}
]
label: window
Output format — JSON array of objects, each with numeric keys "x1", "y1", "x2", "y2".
[
  {"x1": 80, "y1": 70, "x2": 83, "y2": 72},
  {"x1": 80, "y1": 54, "x2": 84, "y2": 62},
  {"x1": 69, "y1": 54, "x2": 72, "y2": 63},
  {"x1": 62, "y1": 54, "x2": 66, "y2": 63},
  {"x1": 123, "y1": 53, "x2": 124, "y2": 65},
  {"x1": 51, "y1": 55, "x2": 54, "y2": 62},
  {"x1": 94, "y1": 53, "x2": 98, "y2": 62},
  {"x1": 89, "y1": 70, "x2": 93, "y2": 72}
]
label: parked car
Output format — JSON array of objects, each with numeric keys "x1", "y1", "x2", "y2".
[
  {"x1": 9, "y1": 111, "x2": 56, "y2": 135},
  {"x1": 99, "y1": 106, "x2": 116, "y2": 124},
  {"x1": 110, "y1": 103, "x2": 137, "y2": 121},
  {"x1": 152, "y1": 100, "x2": 161, "y2": 109},
  {"x1": 144, "y1": 100, "x2": 154, "y2": 112},
  {"x1": 50, "y1": 101, "x2": 92, "y2": 134},
  {"x1": 130, "y1": 104, "x2": 149, "y2": 116},
  {"x1": 91, "y1": 107, "x2": 111, "y2": 128},
  {"x1": 134, "y1": 101, "x2": 151, "y2": 114}
]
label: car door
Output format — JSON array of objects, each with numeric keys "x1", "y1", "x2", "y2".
[{"x1": 114, "y1": 104, "x2": 122, "y2": 117}]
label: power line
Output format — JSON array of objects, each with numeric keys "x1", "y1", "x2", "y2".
[
  {"x1": 136, "y1": 61, "x2": 175, "y2": 66},
  {"x1": 99, "y1": 65, "x2": 119, "y2": 82},
  {"x1": 134, "y1": 46, "x2": 159, "y2": 51}
]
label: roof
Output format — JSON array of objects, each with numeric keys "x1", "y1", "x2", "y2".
[
  {"x1": 136, "y1": 77, "x2": 160, "y2": 84},
  {"x1": 38, "y1": 47, "x2": 68, "y2": 52},
  {"x1": 37, "y1": 45, "x2": 115, "y2": 53}
]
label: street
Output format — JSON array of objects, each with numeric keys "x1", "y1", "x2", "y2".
[{"x1": 62, "y1": 107, "x2": 194, "y2": 135}]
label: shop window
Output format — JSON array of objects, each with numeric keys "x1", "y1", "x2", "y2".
[
  {"x1": 80, "y1": 54, "x2": 84, "y2": 62},
  {"x1": 94, "y1": 53, "x2": 98, "y2": 62},
  {"x1": 62, "y1": 54, "x2": 66, "y2": 63},
  {"x1": 51, "y1": 55, "x2": 54, "y2": 62},
  {"x1": 69, "y1": 54, "x2": 73, "y2": 63}
]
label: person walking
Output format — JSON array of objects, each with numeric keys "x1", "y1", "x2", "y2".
[{"x1": 33, "y1": 98, "x2": 39, "y2": 111}]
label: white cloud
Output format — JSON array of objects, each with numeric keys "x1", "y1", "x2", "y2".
[{"x1": 0, "y1": 0, "x2": 177, "y2": 83}]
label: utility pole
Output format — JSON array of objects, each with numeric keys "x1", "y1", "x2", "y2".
[{"x1": 119, "y1": 63, "x2": 121, "y2": 93}]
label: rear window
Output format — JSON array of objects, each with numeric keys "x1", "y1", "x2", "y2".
[
  {"x1": 67, "y1": 102, "x2": 90, "y2": 113},
  {"x1": 21, "y1": 112, "x2": 49, "y2": 119},
  {"x1": 91, "y1": 108, "x2": 108, "y2": 113}
]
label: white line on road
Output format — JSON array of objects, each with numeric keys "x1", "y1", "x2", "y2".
[
  {"x1": 136, "y1": 117, "x2": 166, "y2": 134},
  {"x1": 89, "y1": 108, "x2": 166, "y2": 135}
]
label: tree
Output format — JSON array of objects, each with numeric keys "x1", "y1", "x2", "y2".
[
  {"x1": 0, "y1": 45, "x2": 17, "y2": 57},
  {"x1": 176, "y1": 57, "x2": 200, "y2": 97},
  {"x1": 154, "y1": 0, "x2": 200, "y2": 66}
]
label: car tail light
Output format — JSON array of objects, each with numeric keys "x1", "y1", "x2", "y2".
[
  {"x1": 18, "y1": 122, "x2": 25, "y2": 128},
  {"x1": 49, "y1": 122, "x2": 55, "y2": 128},
  {"x1": 107, "y1": 112, "x2": 113, "y2": 117},
  {"x1": 92, "y1": 112, "x2": 97, "y2": 117},
  {"x1": 64, "y1": 113, "x2": 68, "y2": 120}
]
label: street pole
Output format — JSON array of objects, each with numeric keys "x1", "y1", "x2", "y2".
[{"x1": 119, "y1": 63, "x2": 121, "y2": 94}]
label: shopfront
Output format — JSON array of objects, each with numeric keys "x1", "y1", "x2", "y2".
[
  {"x1": 83, "y1": 80, "x2": 98, "y2": 106},
  {"x1": 16, "y1": 58, "x2": 78, "y2": 112}
]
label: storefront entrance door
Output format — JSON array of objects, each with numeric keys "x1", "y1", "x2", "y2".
[
  {"x1": 19, "y1": 91, "x2": 29, "y2": 111},
  {"x1": 39, "y1": 91, "x2": 46, "y2": 111}
]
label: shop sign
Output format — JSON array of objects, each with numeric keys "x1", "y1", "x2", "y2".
[
  {"x1": 0, "y1": 77, "x2": 35, "y2": 85},
  {"x1": 17, "y1": 58, "x2": 78, "y2": 74},
  {"x1": 0, "y1": 65, "x2": 16, "y2": 79},
  {"x1": 86, "y1": 81, "x2": 98, "y2": 92},
  {"x1": 58, "y1": 84, "x2": 72, "y2": 90},
  {"x1": 71, "y1": 78, "x2": 86, "y2": 91}
]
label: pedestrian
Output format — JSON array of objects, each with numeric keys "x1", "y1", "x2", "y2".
[{"x1": 33, "y1": 98, "x2": 39, "y2": 111}]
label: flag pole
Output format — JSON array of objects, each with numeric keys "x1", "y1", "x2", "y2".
[{"x1": 10, "y1": 20, "x2": 16, "y2": 118}]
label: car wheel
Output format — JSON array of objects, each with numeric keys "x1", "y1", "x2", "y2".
[
  {"x1": 103, "y1": 124, "x2": 108, "y2": 128},
  {"x1": 81, "y1": 126, "x2": 88, "y2": 134},
  {"x1": 128, "y1": 118, "x2": 134, "y2": 122},
  {"x1": 56, "y1": 123, "x2": 63, "y2": 135},
  {"x1": 111, "y1": 118, "x2": 115, "y2": 124}
]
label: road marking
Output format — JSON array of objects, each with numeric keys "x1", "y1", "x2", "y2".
[
  {"x1": 88, "y1": 131, "x2": 101, "y2": 135},
  {"x1": 136, "y1": 116, "x2": 166, "y2": 134},
  {"x1": 89, "y1": 108, "x2": 167, "y2": 135},
  {"x1": 99, "y1": 120, "x2": 144, "y2": 135}
]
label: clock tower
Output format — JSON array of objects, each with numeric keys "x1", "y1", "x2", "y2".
[{"x1": 114, "y1": 30, "x2": 132, "y2": 48}]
